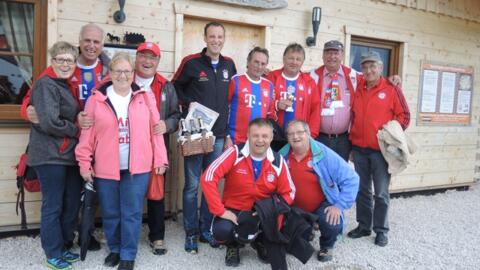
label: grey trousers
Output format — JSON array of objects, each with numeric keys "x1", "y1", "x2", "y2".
[{"x1": 352, "y1": 147, "x2": 391, "y2": 233}]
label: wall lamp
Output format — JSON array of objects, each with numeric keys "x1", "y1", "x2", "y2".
[
  {"x1": 113, "y1": 0, "x2": 126, "y2": 23},
  {"x1": 306, "y1": 7, "x2": 322, "y2": 47}
]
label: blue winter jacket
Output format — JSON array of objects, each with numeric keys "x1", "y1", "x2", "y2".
[{"x1": 279, "y1": 139, "x2": 359, "y2": 230}]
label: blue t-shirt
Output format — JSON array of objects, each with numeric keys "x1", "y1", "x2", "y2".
[{"x1": 251, "y1": 158, "x2": 263, "y2": 181}]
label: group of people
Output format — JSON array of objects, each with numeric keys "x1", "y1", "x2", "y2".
[{"x1": 24, "y1": 20, "x2": 410, "y2": 270}]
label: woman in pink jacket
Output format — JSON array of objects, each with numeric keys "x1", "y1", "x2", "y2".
[{"x1": 76, "y1": 52, "x2": 168, "y2": 270}]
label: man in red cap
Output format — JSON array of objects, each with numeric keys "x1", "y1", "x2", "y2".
[{"x1": 134, "y1": 42, "x2": 180, "y2": 256}]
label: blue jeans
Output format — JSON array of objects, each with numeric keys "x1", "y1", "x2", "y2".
[
  {"x1": 352, "y1": 147, "x2": 391, "y2": 233},
  {"x1": 35, "y1": 165, "x2": 82, "y2": 259},
  {"x1": 95, "y1": 171, "x2": 149, "y2": 260},
  {"x1": 314, "y1": 201, "x2": 343, "y2": 249},
  {"x1": 183, "y1": 137, "x2": 224, "y2": 235}
]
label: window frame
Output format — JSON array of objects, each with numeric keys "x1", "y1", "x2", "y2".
[
  {"x1": 350, "y1": 35, "x2": 400, "y2": 77},
  {"x1": 0, "y1": 0, "x2": 47, "y2": 121}
]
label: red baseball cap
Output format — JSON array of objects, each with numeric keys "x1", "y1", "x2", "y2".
[{"x1": 137, "y1": 42, "x2": 161, "y2": 57}]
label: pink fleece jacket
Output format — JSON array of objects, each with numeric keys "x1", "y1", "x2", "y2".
[{"x1": 75, "y1": 83, "x2": 168, "y2": 180}]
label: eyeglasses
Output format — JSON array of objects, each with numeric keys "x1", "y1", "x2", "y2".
[
  {"x1": 137, "y1": 53, "x2": 159, "y2": 61},
  {"x1": 52, "y1": 57, "x2": 75, "y2": 65},
  {"x1": 111, "y1": 69, "x2": 134, "y2": 76},
  {"x1": 286, "y1": 130, "x2": 307, "y2": 137}
]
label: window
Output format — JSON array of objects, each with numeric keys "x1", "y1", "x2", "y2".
[
  {"x1": 0, "y1": 0, "x2": 47, "y2": 120},
  {"x1": 349, "y1": 36, "x2": 400, "y2": 77}
]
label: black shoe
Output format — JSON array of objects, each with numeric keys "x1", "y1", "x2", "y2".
[
  {"x1": 251, "y1": 241, "x2": 268, "y2": 264},
  {"x1": 88, "y1": 235, "x2": 101, "y2": 251},
  {"x1": 347, "y1": 227, "x2": 372, "y2": 239},
  {"x1": 317, "y1": 248, "x2": 333, "y2": 262},
  {"x1": 117, "y1": 260, "x2": 134, "y2": 270},
  {"x1": 104, "y1": 253, "x2": 120, "y2": 267},
  {"x1": 225, "y1": 247, "x2": 240, "y2": 267},
  {"x1": 375, "y1": 232, "x2": 388, "y2": 247}
]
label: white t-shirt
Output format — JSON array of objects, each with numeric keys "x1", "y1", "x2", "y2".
[
  {"x1": 107, "y1": 85, "x2": 132, "y2": 170},
  {"x1": 135, "y1": 75, "x2": 154, "y2": 92}
]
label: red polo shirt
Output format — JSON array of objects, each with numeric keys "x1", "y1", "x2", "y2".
[{"x1": 288, "y1": 150, "x2": 325, "y2": 212}]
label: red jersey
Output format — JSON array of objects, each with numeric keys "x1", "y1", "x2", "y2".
[
  {"x1": 201, "y1": 144, "x2": 296, "y2": 216},
  {"x1": 287, "y1": 150, "x2": 325, "y2": 213},
  {"x1": 228, "y1": 74, "x2": 276, "y2": 144},
  {"x1": 349, "y1": 77, "x2": 410, "y2": 150},
  {"x1": 267, "y1": 69, "x2": 320, "y2": 138}
]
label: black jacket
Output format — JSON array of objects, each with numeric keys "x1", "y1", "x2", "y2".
[
  {"x1": 254, "y1": 195, "x2": 317, "y2": 264},
  {"x1": 172, "y1": 48, "x2": 237, "y2": 137}
]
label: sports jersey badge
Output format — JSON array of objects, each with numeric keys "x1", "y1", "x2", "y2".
[
  {"x1": 267, "y1": 173, "x2": 275, "y2": 182},
  {"x1": 223, "y1": 69, "x2": 229, "y2": 79},
  {"x1": 263, "y1": 90, "x2": 269, "y2": 97},
  {"x1": 378, "y1": 92, "x2": 386, "y2": 99},
  {"x1": 83, "y1": 71, "x2": 93, "y2": 83},
  {"x1": 242, "y1": 88, "x2": 248, "y2": 93},
  {"x1": 299, "y1": 84, "x2": 304, "y2": 91}
]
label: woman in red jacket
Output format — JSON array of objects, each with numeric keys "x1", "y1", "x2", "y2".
[{"x1": 76, "y1": 52, "x2": 168, "y2": 270}]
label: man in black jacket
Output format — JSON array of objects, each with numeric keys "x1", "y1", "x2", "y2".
[{"x1": 172, "y1": 21, "x2": 237, "y2": 254}]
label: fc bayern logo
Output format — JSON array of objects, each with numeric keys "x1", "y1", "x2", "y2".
[{"x1": 378, "y1": 92, "x2": 386, "y2": 99}]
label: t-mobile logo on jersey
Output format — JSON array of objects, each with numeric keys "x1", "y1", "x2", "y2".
[
  {"x1": 118, "y1": 117, "x2": 130, "y2": 144},
  {"x1": 244, "y1": 93, "x2": 256, "y2": 108}
]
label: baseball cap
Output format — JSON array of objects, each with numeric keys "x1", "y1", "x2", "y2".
[
  {"x1": 360, "y1": 51, "x2": 382, "y2": 64},
  {"x1": 323, "y1": 40, "x2": 344, "y2": 51},
  {"x1": 137, "y1": 42, "x2": 161, "y2": 57}
]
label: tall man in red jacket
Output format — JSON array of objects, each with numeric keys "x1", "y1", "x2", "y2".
[
  {"x1": 267, "y1": 43, "x2": 320, "y2": 151},
  {"x1": 347, "y1": 51, "x2": 410, "y2": 247},
  {"x1": 267, "y1": 43, "x2": 320, "y2": 139},
  {"x1": 201, "y1": 118, "x2": 295, "y2": 269}
]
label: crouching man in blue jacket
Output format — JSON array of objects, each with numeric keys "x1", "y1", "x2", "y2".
[{"x1": 279, "y1": 120, "x2": 359, "y2": 262}]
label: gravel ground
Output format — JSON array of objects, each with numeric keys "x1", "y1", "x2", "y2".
[{"x1": 1, "y1": 183, "x2": 479, "y2": 270}]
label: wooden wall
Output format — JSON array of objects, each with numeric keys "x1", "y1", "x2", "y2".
[{"x1": 0, "y1": 0, "x2": 479, "y2": 228}]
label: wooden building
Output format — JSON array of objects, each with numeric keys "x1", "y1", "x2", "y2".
[{"x1": 0, "y1": 0, "x2": 479, "y2": 230}]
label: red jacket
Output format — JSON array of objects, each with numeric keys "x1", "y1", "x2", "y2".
[
  {"x1": 266, "y1": 69, "x2": 320, "y2": 137},
  {"x1": 201, "y1": 144, "x2": 296, "y2": 216},
  {"x1": 310, "y1": 64, "x2": 361, "y2": 108},
  {"x1": 349, "y1": 77, "x2": 410, "y2": 150}
]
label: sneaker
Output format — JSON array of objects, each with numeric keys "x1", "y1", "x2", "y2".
[
  {"x1": 46, "y1": 258, "x2": 72, "y2": 270},
  {"x1": 184, "y1": 234, "x2": 198, "y2": 254},
  {"x1": 62, "y1": 250, "x2": 80, "y2": 263},
  {"x1": 225, "y1": 246, "x2": 240, "y2": 267},
  {"x1": 104, "y1": 253, "x2": 120, "y2": 267},
  {"x1": 150, "y1": 240, "x2": 167, "y2": 255},
  {"x1": 375, "y1": 232, "x2": 388, "y2": 247},
  {"x1": 199, "y1": 231, "x2": 220, "y2": 248},
  {"x1": 317, "y1": 248, "x2": 333, "y2": 262},
  {"x1": 347, "y1": 227, "x2": 372, "y2": 239}
]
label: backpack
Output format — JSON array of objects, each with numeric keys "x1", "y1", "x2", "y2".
[{"x1": 15, "y1": 149, "x2": 40, "y2": 229}]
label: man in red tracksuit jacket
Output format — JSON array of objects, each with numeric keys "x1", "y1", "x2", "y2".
[
  {"x1": 347, "y1": 51, "x2": 410, "y2": 247},
  {"x1": 266, "y1": 43, "x2": 320, "y2": 151},
  {"x1": 201, "y1": 118, "x2": 295, "y2": 269}
]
